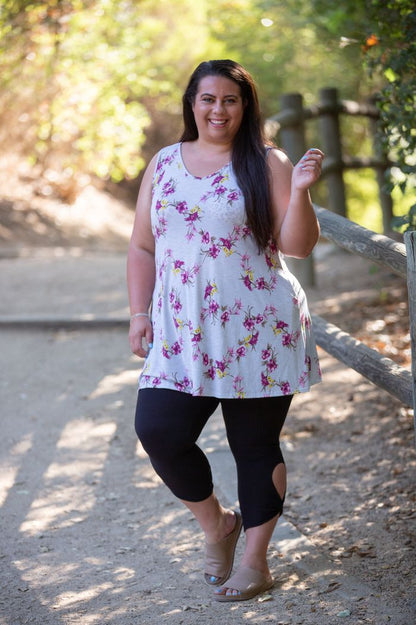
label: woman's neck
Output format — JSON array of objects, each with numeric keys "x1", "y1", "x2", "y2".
[{"x1": 181, "y1": 140, "x2": 232, "y2": 178}]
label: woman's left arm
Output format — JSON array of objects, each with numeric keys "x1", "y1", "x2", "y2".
[{"x1": 268, "y1": 148, "x2": 324, "y2": 258}]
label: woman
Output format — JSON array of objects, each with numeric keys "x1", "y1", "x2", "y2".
[{"x1": 127, "y1": 59, "x2": 323, "y2": 602}]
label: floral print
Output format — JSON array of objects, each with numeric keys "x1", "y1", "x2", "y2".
[{"x1": 139, "y1": 143, "x2": 321, "y2": 398}]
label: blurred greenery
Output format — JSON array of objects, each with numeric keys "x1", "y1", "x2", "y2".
[{"x1": 0, "y1": 0, "x2": 414, "y2": 231}]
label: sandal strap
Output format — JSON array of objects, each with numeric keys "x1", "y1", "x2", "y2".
[{"x1": 222, "y1": 566, "x2": 271, "y2": 592}]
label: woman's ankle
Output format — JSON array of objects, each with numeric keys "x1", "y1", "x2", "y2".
[{"x1": 205, "y1": 508, "x2": 236, "y2": 544}]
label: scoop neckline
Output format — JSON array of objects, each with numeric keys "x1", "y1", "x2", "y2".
[{"x1": 179, "y1": 142, "x2": 231, "y2": 180}]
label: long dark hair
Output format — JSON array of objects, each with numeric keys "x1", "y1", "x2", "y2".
[{"x1": 180, "y1": 60, "x2": 274, "y2": 251}]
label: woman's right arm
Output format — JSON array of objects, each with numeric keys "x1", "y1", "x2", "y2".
[{"x1": 127, "y1": 153, "x2": 158, "y2": 358}]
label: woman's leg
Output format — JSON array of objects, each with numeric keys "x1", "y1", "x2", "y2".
[
  {"x1": 217, "y1": 395, "x2": 292, "y2": 596},
  {"x1": 135, "y1": 388, "x2": 218, "y2": 501},
  {"x1": 135, "y1": 388, "x2": 239, "y2": 581}
]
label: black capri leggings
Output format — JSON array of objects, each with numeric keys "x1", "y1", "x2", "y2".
[{"x1": 135, "y1": 388, "x2": 292, "y2": 530}]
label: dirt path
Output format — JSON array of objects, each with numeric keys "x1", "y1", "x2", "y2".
[{"x1": 0, "y1": 189, "x2": 415, "y2": 624}]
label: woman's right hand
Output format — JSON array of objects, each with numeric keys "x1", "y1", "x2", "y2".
[{"x1": 129, "y1": 316, "x2": 154, "y2": 358}]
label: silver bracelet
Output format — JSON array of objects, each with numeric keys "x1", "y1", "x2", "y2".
[{"x1": 130, "y1": 312, "x2": 150, "y2": 320}]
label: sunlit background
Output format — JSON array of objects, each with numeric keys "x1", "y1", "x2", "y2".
[{"x1": 0, "y1": 0, "x2": 414, "y2": 235}]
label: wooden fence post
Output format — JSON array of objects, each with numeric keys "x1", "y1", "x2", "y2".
[
  {"x1": 404, "y1": 230, "x2": 416, "y2": 433},
  {"x1": 278, "y1": 93, "x2": 315, "y2": 287},
  {"x1": 368, "y1": 101, "x2": 394, "y2": 236},
  {"x1": 319, "y1": 88, "x2": 347, "y2": 218}
]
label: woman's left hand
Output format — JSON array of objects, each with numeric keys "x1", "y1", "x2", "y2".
[{"x1": 292, "y1": 148, "x2": 324, "y2": 191}]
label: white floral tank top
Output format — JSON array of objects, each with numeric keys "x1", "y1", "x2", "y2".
[{"x1": 139, "y1": 142, "x2": 321, "y2": 398}]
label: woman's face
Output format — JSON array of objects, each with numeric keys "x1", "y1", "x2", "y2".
[{"x1": 192, "y1": 74, "x2": 245, "y2": 145}]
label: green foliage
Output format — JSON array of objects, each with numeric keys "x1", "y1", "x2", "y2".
[
  {"x1": 365, "y1": 1, "x2": 416, "y2": 230},
  {"x1": 0, "y1": 0, "x2": 211, "y2": 189},
  {"x1": 1, "y1": 0, "x2": 412, "y2": 224},
  {"x1": 344, "y1": 169, "x2": 383, "y2": 233},
  {"x1": 307, "y1": 0, "x2": 416, "y2": 231},
  {"x1": 391, "y1": 205, "x2": 416, "y2": 233}
]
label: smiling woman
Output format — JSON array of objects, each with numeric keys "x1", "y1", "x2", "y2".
[{"x1": 127, "y1": 59, "x2": 323, "y2": 602}]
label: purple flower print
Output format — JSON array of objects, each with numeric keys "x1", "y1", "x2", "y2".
[
  {"x1": 209, "y1": 300, "x2": 219, "y2": 315},
  {"x1": 181, "y1": 271, "x2": 191, "y2": 284},
  {"x1": 227, "y1": 191, "x2": 239, "y2": 202},
  {"x1": 236, "y1": 346, "x2": 246, "y2": 359},
  {"x1": 232, "y1": 375, "x2": 244, "y2": 398},
  {"x1": 176, "y1": 201, "x2": 187, "y2": 213},
  {"x1": 256, "y1": 277, "x2": 266, "y2": 290},
  {"x1": 204, "y1": 283, "x2": 215, "y2": 300},
  {"x1": 275, "y1": 320, "x2": 288, "y2": 331},
  {"x1": 220, "y1": 237, "x2": 233, "y2": 251},
  {"x1": 281, "y1": 382, "x2": 291, "y2": 395},
  {"x1": 201, "y1": 231, "x2": 210, "y2": 244},
  {"x1": 212, "y1": 174, "x2": 224, "y2": 185},
  {"x1": 162, "y1": 180, "x2": 175, "y2": 195},
  {"x1": 155, "y1": 216, "x2": 167, "y2": 238},
  {"x1": 215, "y1": 185, "x2": 227, "y2": 196},
  {"x1": 261, "y1": 348, "x2": 271, "y2": 360},
  {"x1": 243, "y1": 317, "x2": 255, "y2": 331},
  {"x1": 282, "y1": 333, "x2": 293, "y2": 347},
  {"x1": 221, "y1": 310, "x2": 230, "y2": 324},
  {"x1": 265, "y1": 254, "x2": 274, "y2": 269},
  {"x1": 174, "y1": 376, "x2": 192, "y2": 392},
  {"x1": 207, "y1": 366, "x2": 216, "y2": 380},
  {"x1": 267, "y1": 359, "x2": 277, "y2": 372},
  {"x1": 192, "y1": 329, "x2": 202, "y2": 344},
  {"x1": 216, "y1": 360, "x2": 226, "y2": 373},
  {"x1": 248, "y1": 331, "x2": 259, "y2": 347},
  {"x1": 208, "y1": 244, "x2": 220, "y2": 259},
  {"x1": 261, "y1": 372, "x2": 270, "y2": 389},
  {"x1": 171, "y1": 342, "x2": 182, "y2": 355},
  {"x1": 185, "y1": 211, "x2": 199, "y2": 223},
  {"x1": 173, "y1": 259, "x2": 184, "y2": 271},
  {"x1": 202, "y1": 353, "x2": 209, "y2": 366},
  {"x1": 242, "y1": 226, "x2": 251, "y2": 237},
  {"x1": 243, "y1": 275, "x2": 253, "y2": 290}
]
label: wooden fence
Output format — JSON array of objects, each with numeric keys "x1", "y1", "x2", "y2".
[
  {"x1": 268, "y1": 88, "x2": 416, "y2": 430},
  {"x1": 268, "y1": 88, "x2": 394, "y2": 232}
]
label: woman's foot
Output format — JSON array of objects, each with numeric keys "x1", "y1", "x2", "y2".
[
  {"x1": 204, "y1": 510, "x2": 243, "y2": 585},
  {"x1": 213, "y1": 565, "x2": 273, "y2": 601}
]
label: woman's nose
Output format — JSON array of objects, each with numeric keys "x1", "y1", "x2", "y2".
[{"x1": 213, "y1": 99, "x2": 225, "y2": 113}]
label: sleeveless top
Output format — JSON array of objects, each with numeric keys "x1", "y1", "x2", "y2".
[{"x1": 139, "y1": 142, "x2": 321, "y2": 398}]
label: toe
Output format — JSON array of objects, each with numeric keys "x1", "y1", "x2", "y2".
[{"x1": 214, "y1": 585, "x2": 240, "y2": 597}]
